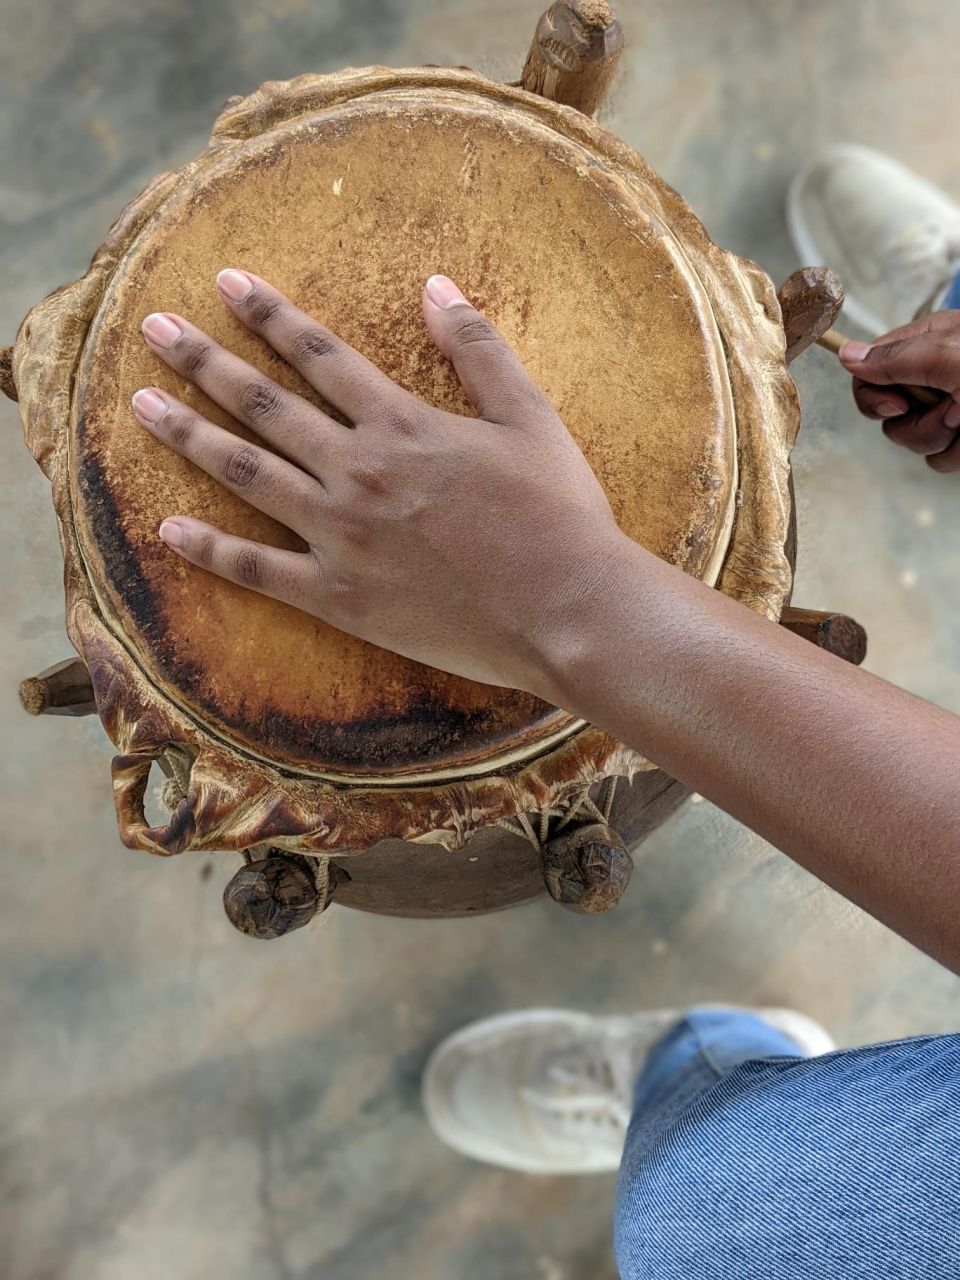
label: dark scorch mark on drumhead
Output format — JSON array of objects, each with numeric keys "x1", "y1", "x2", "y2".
[
  {"x1": 76, "y1": 432, "x2": 550, "y2": 772},
  {"x1": 77, "y1": 441, "x2": 165, "y2": 654}
]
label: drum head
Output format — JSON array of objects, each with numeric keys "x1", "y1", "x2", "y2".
[{"x1": 71, "y1": 80, "x2": 737, "y2": 779}]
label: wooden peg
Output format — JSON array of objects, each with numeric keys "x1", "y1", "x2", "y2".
[
  {"x1": 223, "y1": 854, "x2": 342, "y2": 939},
  {"x1": 521, "y1": 0, "x2": 624, "y2": 116},
  {"x1": 777, "y1": 267, "x2": 845, "y2": 364},
  {"x1": 817, "y1": 327, "x2": 941, "y2": 407},
  {"x1": 542, "y1": 821, "x2": 632, "y2": 913},
  {"x1": 18, "y1": 656, "x2": 96, "y2": 716},
  {"x1": 780, "y1": 606, "x2": 867, "y2": 666},
  {"x1": 0, "y1": 346, "x2": 16, "y2": 401}
]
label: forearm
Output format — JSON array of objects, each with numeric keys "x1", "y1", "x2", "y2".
[{"x1": 541, "y1": 535, "x2": 960, "y2": 970}]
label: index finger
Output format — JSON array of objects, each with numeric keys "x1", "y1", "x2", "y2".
[{"x1": 215, "y1": 269, "x2": 407, "y2": 423}]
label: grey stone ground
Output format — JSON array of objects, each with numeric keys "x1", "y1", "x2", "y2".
[{"x1": 2, "y1": 1, "x2": 959, "y2": 1277}]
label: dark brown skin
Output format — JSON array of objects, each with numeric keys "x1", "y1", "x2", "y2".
[
  {"x1": 839, "y1": 311, "x2": 960, "y2": 472},
  {"x1": 135, "y1": 270, "x2": 960, "y2": 971}
]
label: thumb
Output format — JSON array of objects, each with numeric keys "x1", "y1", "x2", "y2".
[
  {"x1": 422, "y1": 275, "x2": 543, "y2": 421},
  {"x1": 839, "y1": 332, "x2": 960, "y2": 397}
]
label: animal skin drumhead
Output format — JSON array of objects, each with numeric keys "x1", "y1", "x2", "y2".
[{"x1": 71, "y1": 88, "x2": 738, "y2": 779}]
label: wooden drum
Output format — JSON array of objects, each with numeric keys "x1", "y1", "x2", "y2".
[{"x1": 4, "y1": 2, "x2": 864, "y2": 938}]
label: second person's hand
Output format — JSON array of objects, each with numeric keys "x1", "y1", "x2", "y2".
[{"x1": 839, "y1": 311, "x2": 960, "y2": 473}]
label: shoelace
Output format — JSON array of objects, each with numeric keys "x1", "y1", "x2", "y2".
[{"x1": 520, "y1": 1037, "x2": 636, "y2": 1133}]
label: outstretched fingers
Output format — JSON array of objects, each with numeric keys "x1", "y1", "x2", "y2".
[
  {"x1": 132, "y1": 388, "x2": 323, "y2": 538},
  {"x1": 140, "y1": 311, "x2": 338, "y2": 472}
]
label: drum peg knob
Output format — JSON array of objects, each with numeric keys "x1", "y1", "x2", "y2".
[
  {"x1": 541, "y1": 822, "x2": 632, "y2": 913},
  {"x1": 520, "y1": 1, "x2": 624, "y2": 117},
  {"x1": 779, "y1": 606, "x2": 867, "y2": 666},
  {"x1": 19, "y1": 656, "x2": 96, "y2": 717},
  {"x1": 776, "y1": 267, "x2": 844, "y2": 364},
  {"x1": 223, "y1": 854, "x2": 342, "y2": 940},
  {"x1": 0, "y1": 344, "x2": 16, "y2": 400}
]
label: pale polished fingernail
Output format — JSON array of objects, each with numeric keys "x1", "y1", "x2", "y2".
[
  {"x1": 217, "y1": 268, "x2": 254, "y2": 301},
  {"x1": 132, "y1": 388, "x2": 168, "y2": 424},
  {"x1": 944, "y1": 400, "x2": 960, "y2": 430},
  {"x1": 839, "y1": 340, "x2": 871, "y2": 363},
  {"x1": 142, "y1": 313, "x2": 182, "y2": 348},
  {"x1": 876, "y1": 400, "x2": 904, "y2": 418},
  {"x1": 426, "y1": 275, "x2": 469, "y2": 309},
  {"x1": 159, "y1": 519, "x2": 185, "y2": 548}
]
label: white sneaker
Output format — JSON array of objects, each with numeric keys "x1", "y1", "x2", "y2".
[
  {"x1": 787, "y1": 144, "x2": 960, "y2": 335},
  {"x1": 422, "y1": 1005, "x2": 834, "y2": 1174}
]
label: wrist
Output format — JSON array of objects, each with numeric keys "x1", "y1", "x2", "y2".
[{"x1": 526, "y1": 528, "x2": 649, "y2": 712}]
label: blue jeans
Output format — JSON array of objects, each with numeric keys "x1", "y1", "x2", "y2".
[
  {"x1": 942, "y1": 267, "x2": 960, "y2": 311},
  {"x1": 613, "y1": 1009, "x2": 960, "y2": 1278}
]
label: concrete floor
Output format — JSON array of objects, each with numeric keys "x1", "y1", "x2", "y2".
[{"x1": 2, "y1": 1, "x2": 959, "y2": 1276}]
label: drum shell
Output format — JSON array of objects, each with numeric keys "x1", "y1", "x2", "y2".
[{"x1": 331, "y1": 770, "x2": 689, "y2": 917}]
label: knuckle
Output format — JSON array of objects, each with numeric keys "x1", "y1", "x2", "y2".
[
  {"x1": 250, "y1": 297, "x2": 282, "y2": 328},
  {"x1": 348, "y1": 456, "x2": 390, "y2": 496},
  {"x1": 451, "y1": 315, "x2": 499, "y2": 347},
  {"x1": 223, "y1": 446, "x2": 261, "y2": 490},
  {"x1": 378, "y1": 407, "x2": 418, "y2": 439},
  {"x1": 180, "y1": 340, "x2": 213, "y2": 377},
  {"x1": 863, "y1": 339, "x2": 906, "y2": 376},
  {"x1": 882, "y1": 417, "x2": 917, "y2": 444},
  {"x1": 196, "y1": 533, "x2": 216, "y2": 568},
  {"x1": 237, "y1": 379, "x2": 282, "y2": 424},
  {"x1": 168, "y1": 411, "x2": 195, "y2": 450},
  {"x1": 234, "y1": 545, "x2": 264, "y2": 586},
  {"x1": 292, "y1": 326, "x2": 338, "y2": 362},
  {"x1": 926, "y1": 445, "x2": 960, "y2": 473}
]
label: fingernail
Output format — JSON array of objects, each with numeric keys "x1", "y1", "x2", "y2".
[
  {"x1": 217, "y1": 268, "x2": 254, "y2": 301},
  {"x1": 876, "y1": 400, "x2": 905, "y2": 418},
  {"x1": 426, "y1": 275, "x2": 470, "y2": 309},
  {"x1": 142, "y1": 313, "x2": 182, "y2": 348},
  {"x1": 945, "y1": 401, "x2": 960, "y2": 430},
  {"x1": 132, "y1": 388, "x2": 168, "y2": 424},
  {"x1": 839, "y1": 340, "x2": 871, "y2": 363},
  {"x1": 159, "y1": 519, "x2": 185, "y2": 548}
]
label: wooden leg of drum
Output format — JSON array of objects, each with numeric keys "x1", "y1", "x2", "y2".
[
  {"x1": 520, "y1": 1, "x2": 625, "y2": 116},
  {"x1": 780, "y1": 606, "x2": 867, "y2": 666},
  {"x1": 222, "y1": 851, "x2": 346, "y2": 940},
  {"x1": 777, "y1": 267, "x2": 845, "y2": 363},
  {"x1": 18, "y1": 656, "x2": 96, "y2": 717},
  {"x1": 541, "y1": 822, "x2": 633, "y2": 913}
]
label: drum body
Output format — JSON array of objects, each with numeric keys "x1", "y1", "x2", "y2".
[{"x1": 10, "y1": 66, "x2": 799, "y2": 924}]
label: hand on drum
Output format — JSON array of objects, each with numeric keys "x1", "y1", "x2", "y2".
[
  {"x1": 135, "y1": 271, "x2": 624, "y2": 695},
  {"x1": 839, "y1": 312, "x2": 960, "y2": 472}
]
